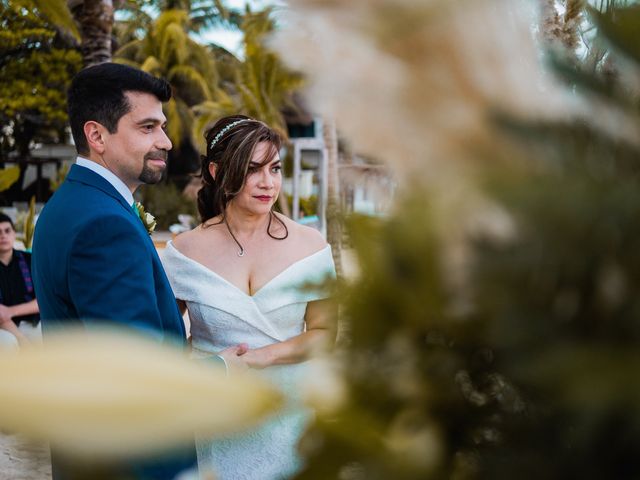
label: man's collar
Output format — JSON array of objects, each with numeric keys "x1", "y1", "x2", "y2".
[{"x1": 75, "y1": 157, "x2": 134, "y2": 206}]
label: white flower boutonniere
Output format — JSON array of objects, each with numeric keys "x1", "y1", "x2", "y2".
[{"x1": 134, "y1": 202, "x2": 157, "y2": 235}]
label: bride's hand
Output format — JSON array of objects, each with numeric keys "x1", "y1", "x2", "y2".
[
  {"x1": 240, "y1": 348, "x2": 271, "y2": 370},
  {"x1": 218, "y1": 343, "x2": 250, "y2": 375}
]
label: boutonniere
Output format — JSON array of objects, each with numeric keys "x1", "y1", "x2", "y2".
[{"x1": 134, "y1": 202, "x2": 157, "y2": 235}]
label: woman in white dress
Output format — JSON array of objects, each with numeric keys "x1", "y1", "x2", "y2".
[{"x1": 162, "y1": 115, "x2": 337, "y2": 480}]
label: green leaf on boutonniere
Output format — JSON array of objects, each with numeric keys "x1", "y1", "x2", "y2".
[{"x1": 134, "y1": 202, "x2": 157, "y2": 235}]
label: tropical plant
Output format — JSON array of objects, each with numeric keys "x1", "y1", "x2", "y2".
[
  {"x1": 0, "y1": 167, "x2": 21, "y2": 192},
  {"x1": 68, "y1": 0, "x2": 116, "y2": 66},
  {"x1": 193, "y1": 7, "x2": 304, "y2": 145},
  {"x1": 29, "y1": 0, "x2": 116, "y2": 66},
  {"x1": 0, "y1": 0, "x2": 81, "y2": 163},
  {"x1": 114, "y1": 0, "x2": 240, "y2": 48},
  {"x1": 20, "y1": 195, "x2": 36, "y2": 250},
  {"x1": 28, "y1": 0, "x2": 79, "y2": 39},
  {"x1": 49, "y1": 162, "x2": 70, "y2": 192}
]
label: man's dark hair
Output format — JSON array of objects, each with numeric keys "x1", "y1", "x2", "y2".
[
  {"x1": 0, "y1": 213, "x2": 15, "y2": 230},
  {"x1": 67, "y1": 63, "x2": 172, "y2": 156}
]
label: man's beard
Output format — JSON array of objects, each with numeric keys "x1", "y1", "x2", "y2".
[{"x1": 138, "y1": 151, "x2": 167, "y2": 184}]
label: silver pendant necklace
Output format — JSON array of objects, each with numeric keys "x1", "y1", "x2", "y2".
[{"x1": 224, "y1": 216, "x2": 245, "y2": 257}]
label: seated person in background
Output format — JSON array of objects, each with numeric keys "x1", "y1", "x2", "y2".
[{"x1": 0, "y1": 213, "x2": 40, "y2": 347}]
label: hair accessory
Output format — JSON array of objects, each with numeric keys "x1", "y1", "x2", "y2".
[{"x1": 209, "y1": 119, "x2": 251, "y2": 149}]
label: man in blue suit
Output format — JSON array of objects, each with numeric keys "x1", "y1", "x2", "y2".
[{"x1": 32, "y1": 63, "x2": 244, "y2": 479}]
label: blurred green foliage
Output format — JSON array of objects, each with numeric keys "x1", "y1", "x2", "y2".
[
  {"x1": 0, "y1": 0, "x2": 81, "y2": 160},
  {"x1": 0, "y1": 166, "x2": 20, "y2": 191},
  {"x1": 295, "y1": 3, "x2": 640, "y2": 479},
  {"x1": 281, "y1": 194, "x2": 318, "y2": 217}
]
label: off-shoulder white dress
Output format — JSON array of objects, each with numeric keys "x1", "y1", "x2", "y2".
[{"x1": 162, "y1": 241, "x2": 336, "y2": 480}]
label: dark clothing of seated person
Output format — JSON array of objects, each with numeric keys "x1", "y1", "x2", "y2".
[{"x1": 0, "y1": 213, "x2": 39, "y2": 347}]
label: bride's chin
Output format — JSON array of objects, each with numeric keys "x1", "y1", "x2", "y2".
[{"x1": 250, "y1": 204, "x2": 274, "y2": 215}]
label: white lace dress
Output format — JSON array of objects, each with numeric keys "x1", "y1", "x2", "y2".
[{"x1": 161, "y1": 241, "x2": 336, "y2": 480}]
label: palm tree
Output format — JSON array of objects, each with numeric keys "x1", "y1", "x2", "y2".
[
  {"x1": 323, "y1": 117, "x2": 343, "y2": 278},
  {"x1": 114, "y1": 0, "x2": 240, "y2": 47},
  {"x1": 236, "y1": 7, "x2": 303, "y2": 137},
  {"x1": 31, "y1": 0, "x2": 238, "y2": 67},
  {"x1": 154, "y1": 0, "x2": 240, "y2": 32},
  {"x1": 68, "y1": 0, "x2": 116, "y2": 66},
  {"x1": 31, "y1": 0, "x2": 116, "y2": 66}
]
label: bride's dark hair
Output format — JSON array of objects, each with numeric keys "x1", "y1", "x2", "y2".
[{"x1": 197, "y1": 115, "x2": 285, "y2": 227}]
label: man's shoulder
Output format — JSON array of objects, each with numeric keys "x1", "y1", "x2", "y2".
[{"x1": 42, "y1": 179, "x2": 126, "y2": 220}]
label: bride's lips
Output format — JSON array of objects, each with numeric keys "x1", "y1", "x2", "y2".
[{"x1": 253, "y1": 195, "x2": 272, "y2": 202}]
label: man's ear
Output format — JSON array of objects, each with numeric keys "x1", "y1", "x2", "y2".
[
  {"x1": 84, "y1": 121, "x2": 106, "y2": 154},
  {"x1": 208, "y1": 162, "x2": 217, "y2": 180}
]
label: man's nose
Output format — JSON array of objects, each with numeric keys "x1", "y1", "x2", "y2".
[{"x1": 157, "y1": 128, "x2": 172, "y2": 151}]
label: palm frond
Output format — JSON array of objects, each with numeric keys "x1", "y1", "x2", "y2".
[
  {"x1": 30, "y1": 0, "x2": 80, "y2": 39},
  {"x1": 187, "y1": 38, "x2": 219, "y2": 84},
  {"x1": 167, "y1": 64, "x2": 212, "y2": 104},
  {"x1": 188, "y1": 0, "x2": 242, "y2": 32},
  {"x1": 164, "y1": 98, "x2": 184, "y2": 146},
  {"x1": 159, "y1": 21, "x2": 189, "y2": 68},
  {"x1": 140, "y1": 55, "x2": 162, "y2": 75},
  {"x1": 114, "y1": 38, "x2": 144, "y2": 62},
  {"x1": 155, "y1": 9, "x2": 189, "y2": 34},
  {"x1": 191, "y1": 98, "x2": 239, "y2": 151},
  {"x1": 113, "y1": 57, "x2": 142, "y2": 69}
]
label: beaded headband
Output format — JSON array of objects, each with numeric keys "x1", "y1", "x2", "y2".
[{"x1": 209, "y1": 119, "x2": 251, "y2": 149}]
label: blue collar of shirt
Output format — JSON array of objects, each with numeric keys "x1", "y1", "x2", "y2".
[{"x1": 75, "y1": 157, "x2": 134, "y2": 206}]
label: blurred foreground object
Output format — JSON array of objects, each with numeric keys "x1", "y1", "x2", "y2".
[
  {"x1": 271, "y1": 0, "x2": 580, "y2": 180},
  {"x1": 0, "y1": 329, "x2": 282, "y2": 459},
  {"x1": 269, "y1": 0, "x2": 640, "y2": 479}
]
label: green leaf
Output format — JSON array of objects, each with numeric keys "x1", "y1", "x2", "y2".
[
  {"x1": 0, "y1": 166, "x2": 21, "y2": 192},
  {"x1": 30, "y1": 0, "x2": 80, "y2": 40}
]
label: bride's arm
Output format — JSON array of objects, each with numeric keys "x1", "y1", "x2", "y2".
[{"x1": 241, "y1": 299, "x2": 337, "y2": 369}]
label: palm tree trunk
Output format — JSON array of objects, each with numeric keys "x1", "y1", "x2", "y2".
[
  {"x1": 68, "y1": 0, "x2": 114, "y2": 67},
  {"x1": 323, "y1": 117, "x2": 343, "y2": 279}
]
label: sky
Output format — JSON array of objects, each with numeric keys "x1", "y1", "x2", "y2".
[
  {"x1": 197, "y1": 0, "x2": 284, "y2": 55},
  {"x1": 117, "y1": 0, "x2": 283, "y2": 56}
]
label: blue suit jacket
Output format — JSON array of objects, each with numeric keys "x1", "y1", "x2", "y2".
[
  {"x1": 32, "y1": 164, "x2": 195, "y2": 479},
  {"x1": 33, "y1": 164, "x2": 186, "y2": 341}
]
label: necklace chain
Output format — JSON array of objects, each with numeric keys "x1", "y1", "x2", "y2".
[
  {"x1": 223, "y1": 212, "x2": 288, "y2": 257},
  {"x1": 224, "y1": 216, "x2": 245, "y2": 257}
]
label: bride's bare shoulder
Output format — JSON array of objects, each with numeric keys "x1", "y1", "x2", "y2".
[
  {"x1": 276, "y1": 214, "x2": 327, "y2": 253},
  {"x1": 172, "y1": 218, "x2": 224, "y2": 256}
]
